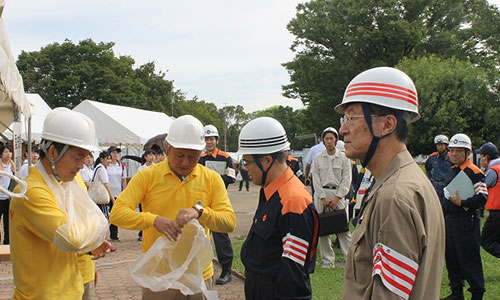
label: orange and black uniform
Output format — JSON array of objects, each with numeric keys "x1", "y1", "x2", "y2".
[
  {"x1": 199, "y1": 147, "x2": 235, "y2": 272},
  {"x1": 286, "y1": 156, "x2": 303, "y2": 181},
  {"x1": 443, "y1": 160, "x2": 487, "y2": 297},
  {"x1": 481, "y1": 161, "x2": 500, "y2": 258},
  {"x1": 199, "y1": 148, "x2": 236, "y2": 188},
  {"x1": 241, "y1": 168, "x2": 319, "y2": 300}
]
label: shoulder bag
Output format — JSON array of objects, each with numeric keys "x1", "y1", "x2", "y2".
[{"x1": 88, "y1": 166, "x2": 110, "y2": 205}]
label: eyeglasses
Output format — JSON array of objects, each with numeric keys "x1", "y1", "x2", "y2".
[
  {"x1": 340, "y1": 114, "x2": 383, "y2": 127},
  {"x1": 242, "y1": 159, "x2": 255, "y2": 168}
]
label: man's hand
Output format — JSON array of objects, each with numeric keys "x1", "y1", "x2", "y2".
[
  {"x1": 304, "y1": 177, "x2": 311, "y2": 186},
  {"x1": 331, "y1": 196, "x2": 341, "y2": 209},
  {"x1": 322, "y1": 197, "x2": 332, "y2": 208},
  {"x1": 449, "y1": 191, "x2": 462, "y2": 207},
  {"x1": 154, "y1": 216, "x2": 183, "y2": 242},
  {"x1": 175, "y1": 208, "x2": 199, "y2": 227},
  {"x1": 90, "y1": 240, "x2": 111, "y2": 260}
]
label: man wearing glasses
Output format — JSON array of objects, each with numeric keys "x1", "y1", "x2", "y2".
[
  {"x1": 336, "y1": 67, "x2": 445, "y2": 300},
  {"x1": 238, "y1": 117, "x2": 319, "y2": 300}
]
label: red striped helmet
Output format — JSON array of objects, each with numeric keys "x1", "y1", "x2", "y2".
[{"x1": 335, "y1": 67, "x2": 420, "y2": 123}]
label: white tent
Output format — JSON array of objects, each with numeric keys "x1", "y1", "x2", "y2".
[
  {"x1": 73, "y1": 100, "x2": 174, "y2": 176},
  {"x1": 73, "y1": 100, "x2": 174, "y2": 147},
  {"x1": 3, "y1": 93, "x2": 51, "y2": 142},
  {"x1": 0, "y1": 0, "x2": 31, "y2": 171}
]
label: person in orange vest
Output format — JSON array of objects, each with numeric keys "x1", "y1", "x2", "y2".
[
  {"x1": 284, "y1": 146, "x2": 304, "y2": 181},
  {"x1": 478, "y1": 142, "x2": 500, "y2": 260}
]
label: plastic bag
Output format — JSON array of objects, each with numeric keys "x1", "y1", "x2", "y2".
[
  {"x1": 130, "y1": 219, "x2": 218, "y2": 300},
  {"x1": 35, "y1": 161, "x2": 108, "y2": 254}
]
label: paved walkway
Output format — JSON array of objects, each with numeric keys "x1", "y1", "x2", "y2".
[{"x1": 0, "y1": 183, "x2": 259, "y2": 299}]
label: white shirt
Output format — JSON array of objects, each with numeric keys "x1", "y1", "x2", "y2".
[
  {"x1": 92, "y1": 163, "x2": 109, "y2": 184},
  {"x1": 107, "y1": 161, "x2": 126, "y2": 197},
  {"x1": 137, "y1": 163, "x2": 154, "y2": 172},
  {"x1": 304, "y1": 142, "x2": 326, "y2": 168},
  {"x1": 79, "y1": 164, "x2": 93, "y2": 183},
  {"x1": 19, "y1": 161, "x2": 30, "y2": 180},
  {"x1": 0, "y1": 161, "x2": 13, "y2": 200}
]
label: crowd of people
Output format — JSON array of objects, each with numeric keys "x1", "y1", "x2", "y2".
[{"x1": 1, "y1": 66, "x2": 498, "y2": 300}]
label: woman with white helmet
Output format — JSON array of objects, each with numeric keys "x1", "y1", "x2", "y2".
[
  {"x1": 238, "y1": 116, "x2": 319, "y2": 300},
  {"x1": 9, "y1": 107, "x2": 111, "y2": 300},
  {"x1": 442, "y1": 133, "x2": 487, "y2": 300},
  {"x1": 336, "y1": 67, "x2": 445, "y2": 300}
]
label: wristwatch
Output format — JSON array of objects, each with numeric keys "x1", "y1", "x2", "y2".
[{"x1": 193, "y1": 201, "x2": 203, "y2": 218}]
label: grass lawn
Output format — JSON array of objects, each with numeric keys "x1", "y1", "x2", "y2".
[{"x1": 230, "y1": 211, "x2": 500, "y2": 299}]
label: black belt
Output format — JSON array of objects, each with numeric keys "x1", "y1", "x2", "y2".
[{"x1": 322, "y1": 186, "x2": 337, "y2": 189}]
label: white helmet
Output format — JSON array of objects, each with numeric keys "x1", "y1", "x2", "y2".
[
  {"x1": 204, "y1": 125, "x2": 219, "y2": 138},
  {"x1": 335, "y1": 67, "x2": 420, "y2": 123},
  {"x1": 336, "y1": 140, "x2": 345, "y2": 152},
  {"x1": 238, "y1": 117, "x2": 290, "y2": 155},
  {"x1": 166, "y1": 115, "x2": 205, "y2": 151},
  {"x1": 321, "y1": 127, "x2": 338, "y2": 139},
  {"x1": 434, "y1": 135, "x2": 449, "y2": 145},
  {"x1": 449, "y1": 133, "x2": 472, "y2": 150},
  {"x1": 41, "y1": 107, "x2": 100, "y2": 152}
]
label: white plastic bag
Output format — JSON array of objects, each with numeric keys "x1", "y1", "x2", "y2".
[
  {"x1": 130, "y1": 219, "x2": 218, "y2": 300},
  {"x1": 35, "y1": 161, "x2": 108, "y2": 254}
]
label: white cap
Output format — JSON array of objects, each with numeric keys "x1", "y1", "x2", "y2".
[
  {"x1": 238, "y1": 117, "x2": 290, "y2": 155},
  {"x1": 166, "y1": 115, "x2": 205, "y2": 151},
  {"x1": 41, "y1": 107, "x2": 100, "y2": 152}
]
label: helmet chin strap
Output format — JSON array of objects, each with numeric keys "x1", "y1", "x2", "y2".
[
  {"x1": 41, "y1": 141, "x2": 70, "y2": 181},
  {"x1": 252, "y1": 154, "x2": 277, "y2": 186},
  {"x1": 361, "y1": 103, "x2": 401, "y2": 168}
]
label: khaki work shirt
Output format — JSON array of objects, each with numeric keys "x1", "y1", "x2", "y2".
[
  {"x1": 343, "y1": 151, "x2": 445, "y2": 300},
  {"x1": 312, "y1": 149, "x2": 352, "y2": 204}
]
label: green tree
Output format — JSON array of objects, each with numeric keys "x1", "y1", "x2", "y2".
[
  {"x1": 397, "y1": 56, "x2": 500, "y2": 154},
  {"x1": 17, "y1": 39, "x2": 174, "y2": 111},
  {"x1": 283, "y1": 0, "x2": 500, "y2": 135},
  {"x1": 219, "y1": 105, "x2": 250, "y2": 152}
]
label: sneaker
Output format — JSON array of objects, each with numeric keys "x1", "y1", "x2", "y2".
[
  {"x1": 320, "y1": 263, "x2": 335, "y2": 269},
  {"x1": 138, "y1": 236, "x2": 143, "y2": 241},
  {"x1": 110, "y1": 238, "x2": 120, "y2": 242}
]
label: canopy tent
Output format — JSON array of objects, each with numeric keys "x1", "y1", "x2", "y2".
[
  {"x1": 73, "y1": 100, "x2": 174, "y2": 147},
  {"x1": 73, "y1": 100, "x2": 174, "y2": 176},
  {"x1": 3, "y1": 93, "x2": 52, "y2": 143},
  {"x1": 0, "y1": 0, "x2": 31, "y2": 125},
  {"x1": 0, "y1": 0, "x2": 31, "y2": 171}
]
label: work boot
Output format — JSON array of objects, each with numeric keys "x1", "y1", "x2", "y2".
[
  {"x1": 471, "y1": 292, "x2": 484, "y2": 300},
  {"x1": 215, "y1": 267, "x2": 232, "y2": 285},
  {"x1": 440, "y1": 288, "x2": 464, "y2": 300}
]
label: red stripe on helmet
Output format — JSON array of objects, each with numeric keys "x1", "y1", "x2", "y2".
[
  {"x1": 345, "y1": 91, "x2": 418, "y2": 107},
  {"x1": 347, "y1": 86, "x2": 417, "y2": 103},
  {"x1": 350, "y1": 82, "x2": 417, "y2": 96}
]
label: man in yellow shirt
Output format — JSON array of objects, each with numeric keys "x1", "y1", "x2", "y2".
[
  {"x1": 10, "y1": 108, "x2": 111, "y2": 300},
  {"x1": 110, "y1": 115, "x2": 236, "y2": 300}
]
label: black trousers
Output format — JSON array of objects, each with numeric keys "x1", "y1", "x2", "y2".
[
  {"x1": 0, "y1": 199, "x2": 9, "y2": 244},
  {"x1": 245, "y1": 271, "x2": 276, "y2": 300},
  {"x1": 481, "y1": 210, "x2": 500, "y2": 258},
  {"x1": 445, "y1": 213, "x2": 485, "y2": 294},
  {"x1": 212, "y1": 231, "x2": 233, "y2": 270},
  {"x1": 108, "y1": 200, "x2": 119, "y2": 239}
]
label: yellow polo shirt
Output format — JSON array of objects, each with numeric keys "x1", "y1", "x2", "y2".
[
  {"x1": 10, "y1": 167, "x2": 87, "y2": 300},
  {"x1": 110, "y1": 158, "x2": 236, "y2": 280}
]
